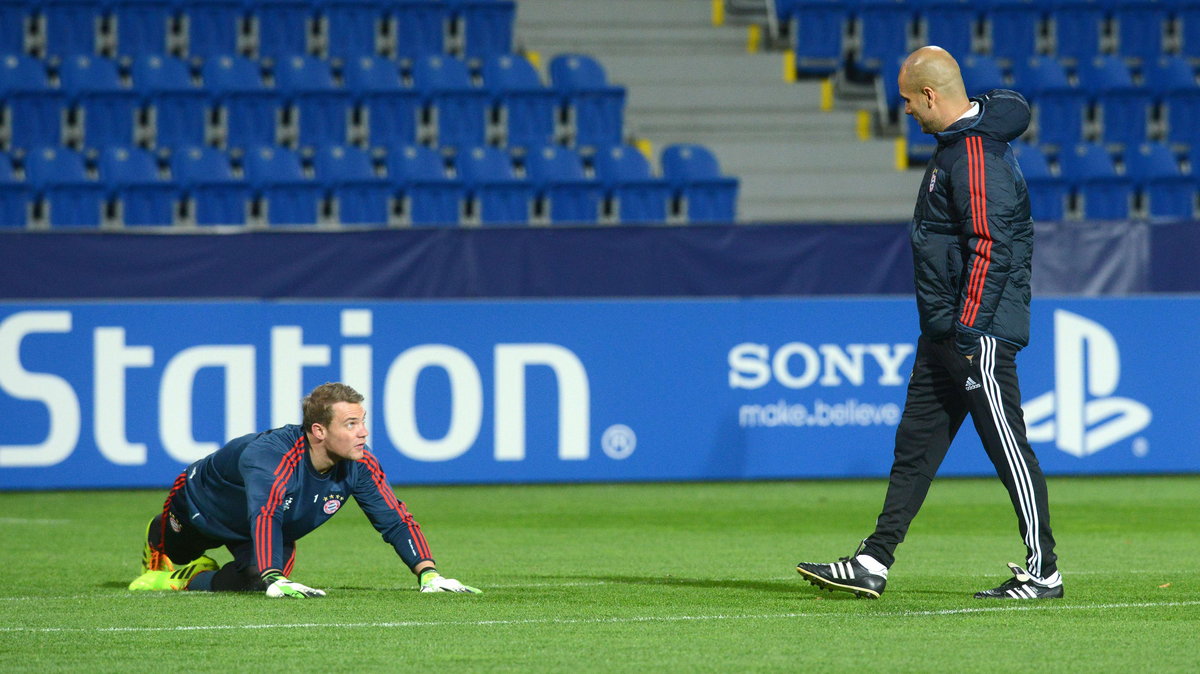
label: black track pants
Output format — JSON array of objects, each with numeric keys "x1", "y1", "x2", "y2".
[{"x1": 862, "y1": 334, "x2": 1058, "y2": 579}]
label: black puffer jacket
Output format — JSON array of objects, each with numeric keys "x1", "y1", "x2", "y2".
[{"x1": 909, "y1": 88, "x2": 1034, "y2": 353}]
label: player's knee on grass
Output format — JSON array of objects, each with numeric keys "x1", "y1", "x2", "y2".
[{"x1": 209, "y1": 562, "x2": 267, "y2": 592}]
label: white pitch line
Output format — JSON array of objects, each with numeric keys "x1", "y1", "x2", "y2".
[{"x1": 1, "y1": 601, "x2": 1198, "y2": 634}]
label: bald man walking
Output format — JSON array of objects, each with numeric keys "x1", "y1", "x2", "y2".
[{"x1": 796, "y1": 47, "x2": 1062, "y2": 600}]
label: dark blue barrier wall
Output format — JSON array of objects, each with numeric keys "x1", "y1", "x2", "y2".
[{"x1": 5, "y1": 220, "x2": 1197, "y2": 300}]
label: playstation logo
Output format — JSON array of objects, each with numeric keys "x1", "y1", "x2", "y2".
[{"x1": 1024, "y1": 310, "x2": 1151, "y2": 458}]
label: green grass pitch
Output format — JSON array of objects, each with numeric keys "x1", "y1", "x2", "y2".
[{"x1": 1, "y1": 476, "x2": 1197, "y2": 672}]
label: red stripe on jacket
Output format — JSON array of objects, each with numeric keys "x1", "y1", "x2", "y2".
[
  {"x1": 361, "y1": 452, "x2": 433, "y2": 560},
  {"x1": 255, "y1": 437, "x2": 305, "y2": 573},
  {"x1": 961, "y1": 136, "x2": 992, "y2": 327}
]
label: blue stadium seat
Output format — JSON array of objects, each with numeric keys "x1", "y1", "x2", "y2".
[
  {"x1": 1147, "y1": 56, "x2": 1200, "y2": 150},
  {"x1": 320, "y1": 0, "x2": 385, "y2": 59},
  {"x1": 880, "y1": 53, "x2": 905, "y2": 118},
  {"x1": 274, "y1": 55, "x2": 351, "y2": 147},
  {"x1": 411, "y1": 54, "x2": 489, "y2": 148},
  {"x1": 183, "y1": 0, "x2": 244, "y2": 58},
  {"x1": 41, "y1": 0, "x2": 103, "y2": 58},
  {"x1": 1077, "y1": 55, "x2": 1153, "y2": 149},
  {"x1": 243, "y1": 145, "x2": 322, "y2": 224},
  {"x1": 455, "y1": 145, "x2": 531, "y2": 225},
  {"x1": 343, "y1": 55, "x2": 418, "y2": 147},
  {"x1": 390, "y1": 0, "x2": 450, "y2": 60},
  {"x1": 0, "y1": 0, "x2": 31, "y2": 54},
  {"x1": 482, "y1": 53, "x2": 557, "y2": 149},
  {"x1": 913, "y1": 0, "x2": 978, "y2": 59},
  {"x1": 446, "y1": 0, "x2": 514, "y2": 59},
  {"x1": 203, "y1": 55, "x2": 280, "y2": 149},
  {"x1": 59, "y1": 55, "x2": 140, "y2": 147},
  {"x1": 1180, "y1": 1, "x2": 1200, "y2": 62},
  {"x1": 591, "y1": 143, "x2": 670, "y2": 224},
  {"x1": 961, "y1": 55, "x2": 1007, "y2": 96},
  {"x1": 852, "y1": 0, "x2": 914, "y2": 75},
  {"x1": 785, "y1": 0, "x2": 849, "y2": 77},
  {"x1": 524, "y1": 145, "x2": 602, "y2": 224},
  {"x1": 660, "y1": 144, "x2": 739, "y2": 224},
  {"x1": 1048, "y1": 0, "x2": 1107, "y2": 65},
  {"x1": 548, "y1": 53, "x2": 626, "y2": 149},
  {"x1": 1111, "y1": 0, "x2": 1170, "y2": 66},
  {"x1": 0, "y1": 55, "x2": 65, "y2": 149},
  {"x1": 99, "y1": 145, "x2": 177, "y2": 226},
  {"x1": 1011, "y1": 57, "x2": 1086, "y2": 150},
  {"x1": 169, "y1": 145, "x2": 250, "y2": 225},
  {"x1": 0, "y1": 151, "x2": 31, "y2": 227},
  {"x1": 112, "y1": 0, "x2": 174, "y2": 57},
  {"x1": 251, "y1": 0, "x2": 315, "y2": 59},
  {"x1": 25, "y1": 146, "x2": 105, "y2": 227},
  {"x1": 1123, "y1": 142, "x2": 1194, "y2": 218},
  {"x1": 1013, "y1": 141, "x2": 1068, "y2": 220},
  {"x1": 1058, "y1": 143, "x2": 1133, "y2": 219},
  {"x1": 312, "y1": 144, "x2": 392, "y2": 225},
  {"x1": 979, "y1": 0, "x2": 1043, "y2": 67},
  {"x1": 385, "y1": 144, "x2": 462, "y2": 225},
  {"x1": 132, "y1": 54, "x2": 207, "y2": 148},
  {"x1": 1142, "y1": 55, "x2": 1197, "y2": 99}
]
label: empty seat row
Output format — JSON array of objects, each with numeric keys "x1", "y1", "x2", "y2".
[
  {"x1": 0, "y1": 0, "x2": 514, "y2": 61},
  {"x1": 1016, "y1": 140, "x2": 1200, "y2": 220},
  {"x1": 782, "y1": 0, "x2": 1200, "y2": 77},
  {"x1": 0, "y1": 52, "x2": 627, "y2": 151},
  {"x1": 894, "y1": 54, "x2": 1200, "y2": 163},
  {"x1": 0, "y1": 142, "x2": 739, "y2": 228}
]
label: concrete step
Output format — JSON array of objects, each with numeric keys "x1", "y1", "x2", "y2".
[
  {"x1": 630, "y1": 116, "x2": 856, "y2": 146},
  {"x1": 595, "y1": 53, "x2": 786, "y2": 88}
]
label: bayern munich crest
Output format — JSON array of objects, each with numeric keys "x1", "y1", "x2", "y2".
[{"x1": 323, "y1": 498, "x2": 342, "y2": 515}]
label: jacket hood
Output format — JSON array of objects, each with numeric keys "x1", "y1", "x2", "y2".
[{"x1": 936, "y1": 88, "x2": 1030, "y2": 144}]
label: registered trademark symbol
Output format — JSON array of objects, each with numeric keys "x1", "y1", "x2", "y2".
[
  {"x1": 1131, "y1": 438, "x2": 1148, "y2": 457},
  {"x1": 601, "y1": 424, "x2": 637, "y2": 460}
]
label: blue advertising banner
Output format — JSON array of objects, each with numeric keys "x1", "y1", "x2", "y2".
[{"x1": 1, "y1": 297, "x2": 1194, "y2": 489}]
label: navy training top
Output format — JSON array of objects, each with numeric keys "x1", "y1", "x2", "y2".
[{"x1": 180, "y1": 424, "x2": 434, "y2": 575}]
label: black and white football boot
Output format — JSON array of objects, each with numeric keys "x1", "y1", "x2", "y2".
[
  {"x1": 796, "y1": 542, "x2": 887, "y2": 599},
  {"x1": 974, "y1": 562, "x2": 1064, "y2": 599}
]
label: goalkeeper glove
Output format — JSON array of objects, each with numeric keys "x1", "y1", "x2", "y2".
[
  {"x1": 262, "y1": 570, "x2": 326, "y2": 598},
  {"x1": 418, "y1": 569, "x2": 482, "y2": 594}
]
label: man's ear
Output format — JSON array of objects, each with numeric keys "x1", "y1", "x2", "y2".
[
  {"x1": 922, "y1": 86, "x2": 936, "y2": 108},
  {"x1": 310, "y1": 423, "x2": 326, "y2": 441}
]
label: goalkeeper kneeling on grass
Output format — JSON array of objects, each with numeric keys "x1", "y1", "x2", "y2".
[{"x1": 128, "y1": 382, "x2": 480, "y2": 598}]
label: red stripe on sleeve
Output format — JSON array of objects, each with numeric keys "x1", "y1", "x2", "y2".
[
  {"x1": 961, "y1": 136, "x2": 992, "y2": 327},
  {"x1": 255, "y1": 439, "x2": 304, "y2": 573},
  {"x1": 362, "y1": 452, "x2": 433, "y2": 560}
]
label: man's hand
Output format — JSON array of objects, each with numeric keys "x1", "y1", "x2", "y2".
[
  {"x1": 419, "y1": 569, "x2": 482, "y2": 594},
  {"x1": 263, "y1": 571, "x2": 326, "y2": 598}
]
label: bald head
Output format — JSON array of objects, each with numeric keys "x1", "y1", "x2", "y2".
[{"x1": 898, "y1": 46, "x2": 972, "y2": 134}]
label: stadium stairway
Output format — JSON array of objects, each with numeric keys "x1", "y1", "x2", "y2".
[{"x1": 514, "y1": 0, "x2": 916, "y2": 223}]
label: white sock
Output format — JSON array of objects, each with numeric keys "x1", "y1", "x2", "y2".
[
  {"x1": 1037, "y1": 570, "x2": 1062, "y2": 587},
  {"x1": 855, "y1": 554, "x2": 888, "y2": 578}
]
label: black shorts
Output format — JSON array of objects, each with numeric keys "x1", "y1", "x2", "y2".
[{"x1": 154, "y1": 474, "x2": 295, "y2": 592}]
